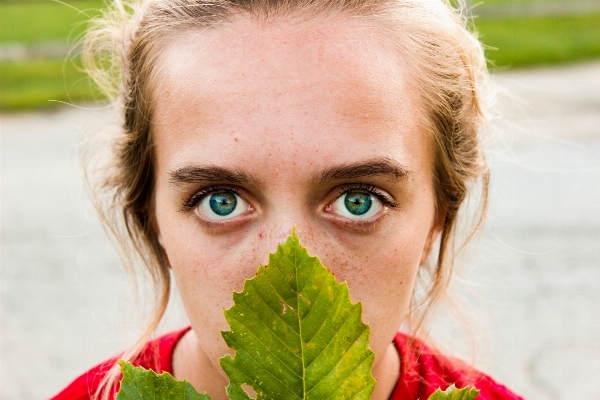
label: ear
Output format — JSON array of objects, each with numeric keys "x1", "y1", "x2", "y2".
[{"x1": 419, "y1": 208, "x2": 446, "y2": 266}]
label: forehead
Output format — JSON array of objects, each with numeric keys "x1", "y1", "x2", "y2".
[{"x1": 151, "y1": 15, "x2": 428, "y2": 173}]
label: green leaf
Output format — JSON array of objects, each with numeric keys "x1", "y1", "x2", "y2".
[
  {"x1": 116, "y1": 359, "x2": 211, "y2": 400},
  {"x1": 428, "y1": 384, "x2": 480, "y2": 400},
  {"x1": 219, "y1": 228, "x2": 376, "y2": 400},
  {"x1": 116, "y1": 230, "x2": 481, "y2": 400}
]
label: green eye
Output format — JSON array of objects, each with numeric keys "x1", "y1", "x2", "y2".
[
  {"x1": 330, "y1": 189, "x2": 383, "y2": 220},
  {"x1": 344, "y1": 192, "x2": 372, "y2": 216},
  {"x1": 209, "y1": 192, "x2": 238, "y2": 216},
  {"x1": 198, "y1": 190, "x2": 249, "y2": 220}
]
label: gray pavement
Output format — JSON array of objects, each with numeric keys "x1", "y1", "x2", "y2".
[{"x1": 2, "y1": 61, "x2": 600, "y2": 399}]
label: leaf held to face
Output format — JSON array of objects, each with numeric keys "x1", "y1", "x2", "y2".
[
  {"x1": 219, "y1": 228, "x2": 377, "y2": 400},
  {"x1": 428, "y1": 384, "x2": 480, "y2": 400},
  {"x1": 116, "y1": 230, "x2": 480, "y2": 400},
  {"x1": 116, "y1": 359, "x2": 211, "y2": 399}
]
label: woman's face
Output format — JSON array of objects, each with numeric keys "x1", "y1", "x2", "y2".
[{"x1": 152, "y1": 16, "x2": 440, "y2": 380}]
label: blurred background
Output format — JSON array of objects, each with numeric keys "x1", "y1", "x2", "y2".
[{"x1": 1, "y1": 0, "x2": 600, "y2": 399}]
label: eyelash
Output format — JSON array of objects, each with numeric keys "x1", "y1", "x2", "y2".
[
  {"x1": 335, "y1": 183, "x2": 399, "y2": 209},
  {"x1": 180, "y1": 185, "x2": 242, "y2": 212},
  {"x1": 180, "y1": 183, "x2": 398, "y2": 213}
]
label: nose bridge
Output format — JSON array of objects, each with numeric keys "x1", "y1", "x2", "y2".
[
  {"x1": 265, "y1": 207, "x2": 304, "y2": 245},
  {"x1": 260, "y1": 198, "x2": 317, "y2": 254}
]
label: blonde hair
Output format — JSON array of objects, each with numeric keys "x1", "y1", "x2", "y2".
[{"x1": 83, "y1": 0, "x2": 490, "y2": 397}]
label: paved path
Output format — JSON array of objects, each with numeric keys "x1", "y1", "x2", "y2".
[{"x1": 2, "y1": 61, "x2": 600, "y2": 399}]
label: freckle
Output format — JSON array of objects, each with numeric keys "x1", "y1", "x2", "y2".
[{"x1": 234, "y1": 137, "x2": 239, "y2": 142}]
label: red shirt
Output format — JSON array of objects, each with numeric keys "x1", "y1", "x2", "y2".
[{"x1": 51, "y1": 327, "x2": 524, "y2": 400}]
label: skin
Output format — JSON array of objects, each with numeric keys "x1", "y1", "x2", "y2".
[{"x1": 151, "y1": 15, "x2": 442, "y2": 400}]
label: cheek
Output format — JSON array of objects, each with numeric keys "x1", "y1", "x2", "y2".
[
  {"x1": 163, "y1": 229, "x2": 256, "y2": 306},
  {"x1": 153, "y1": 191, "x2": 243, "y2": 326},
  {"x1": 304, "y1": 222, "x2": 430, "y2": 358},
  {"x1": 328, "y1": 238, "x2": 421, "y2": 304},
  {"x1": 316, "y1": 200, "x2": 434, "y2": 290},
  {"x1": 166, "y1": 234, "x2": 264, "y2": 351}
]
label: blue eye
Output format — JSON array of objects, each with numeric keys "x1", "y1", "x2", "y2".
[
  {"x1": 331, "y1": 190, "x2": 383, "y2": 220},
  {"x1": 209, "y1": 192, "x2": 237, "y2": 216},
  {"x1": 198, "y1": 190, "x2": 249, "y2": 220},
  {"x1": 344, "y1": 192, "x2": 372, "y2": 216}
]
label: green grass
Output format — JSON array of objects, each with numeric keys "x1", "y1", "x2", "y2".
[
  {"x1": 0, "y1": 0, "x2": 599, "y2": 110},
  {"x1": 476, "y1": 12, "x2": 600, "y2": 69},
  {"x1": 477, "y1": 0, "x2": 572, "y2": 4},
  {"x1": 0, "y1": 57, "x2": 103, "y2": 110},
  {"x1": 450, "y1": 0, "x2": 573, "y2": 7},
  {"x1": 0, "y1": 0, "x2": 105, "y2": 43},
  {"x1": 0, "y1": 1, "x2": 106, "y2": 110}
]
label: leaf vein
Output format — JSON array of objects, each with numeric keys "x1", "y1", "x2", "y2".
[
  {"x1": 227, "y1": 354, "x2": 302, "y2": 400},
  {"x1": 296, "y1": 257, "x2": 317, "y2": 294},
  {"x1": 259, "y1": 273, "x2": 300, "y2": 331},
  {"x1": 236, "y1": 295, "x2": 303, "y2": 368},
  {"x1": 298, "y1": 271, "x2": 328, "y2": 324},
  {"x1": 303, "y1": 290, "x2": 347, "y2": 358},
  {"x1": 319, "y1": 340, "x2": 372, "y2": 399},
  {"x1": 131, "y1": 369, "x2": 148, "y2": 399},
  {"x1": 348, "y1": 380, "x2": 376, "y2": 400},
  {"x1": 305, "y1": 308, "x2": 364, "y2": 373},
  {"x1": 276, "y1": 263, "x2": 298, "y2": 293}
]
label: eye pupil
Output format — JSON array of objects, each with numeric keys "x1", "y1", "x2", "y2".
[
  {"x1": 344, "y1": 192, "x2": 372, "y2": 216},
  {"x1": 209, "y1": 192, "x2": 237, "y2": 216}
]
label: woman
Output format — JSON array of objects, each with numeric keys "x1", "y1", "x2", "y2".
[{"x1": 54, "y1": 0, "x2": 522, "y2": 398}]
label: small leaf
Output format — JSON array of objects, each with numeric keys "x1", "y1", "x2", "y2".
[
  {"x1": 428, "y1": 384, "x2": 480, "y2": 400},
  {"x1": 116, "y1": 359, "x2": 211, "y2": 399},
  {"x1": 219, "y1": 228, "x2": 376, "y2": 400}
]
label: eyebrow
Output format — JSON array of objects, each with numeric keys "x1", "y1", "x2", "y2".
[
  {"x1": 168, "y1": 157, "x2": 411, "y2": 187},
  {"x1": 312, "y1": 158, "x2": 411, "y2": 183},
  {"x1": 168, "y1": 165, "x2": 259, "y2": 187}
]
